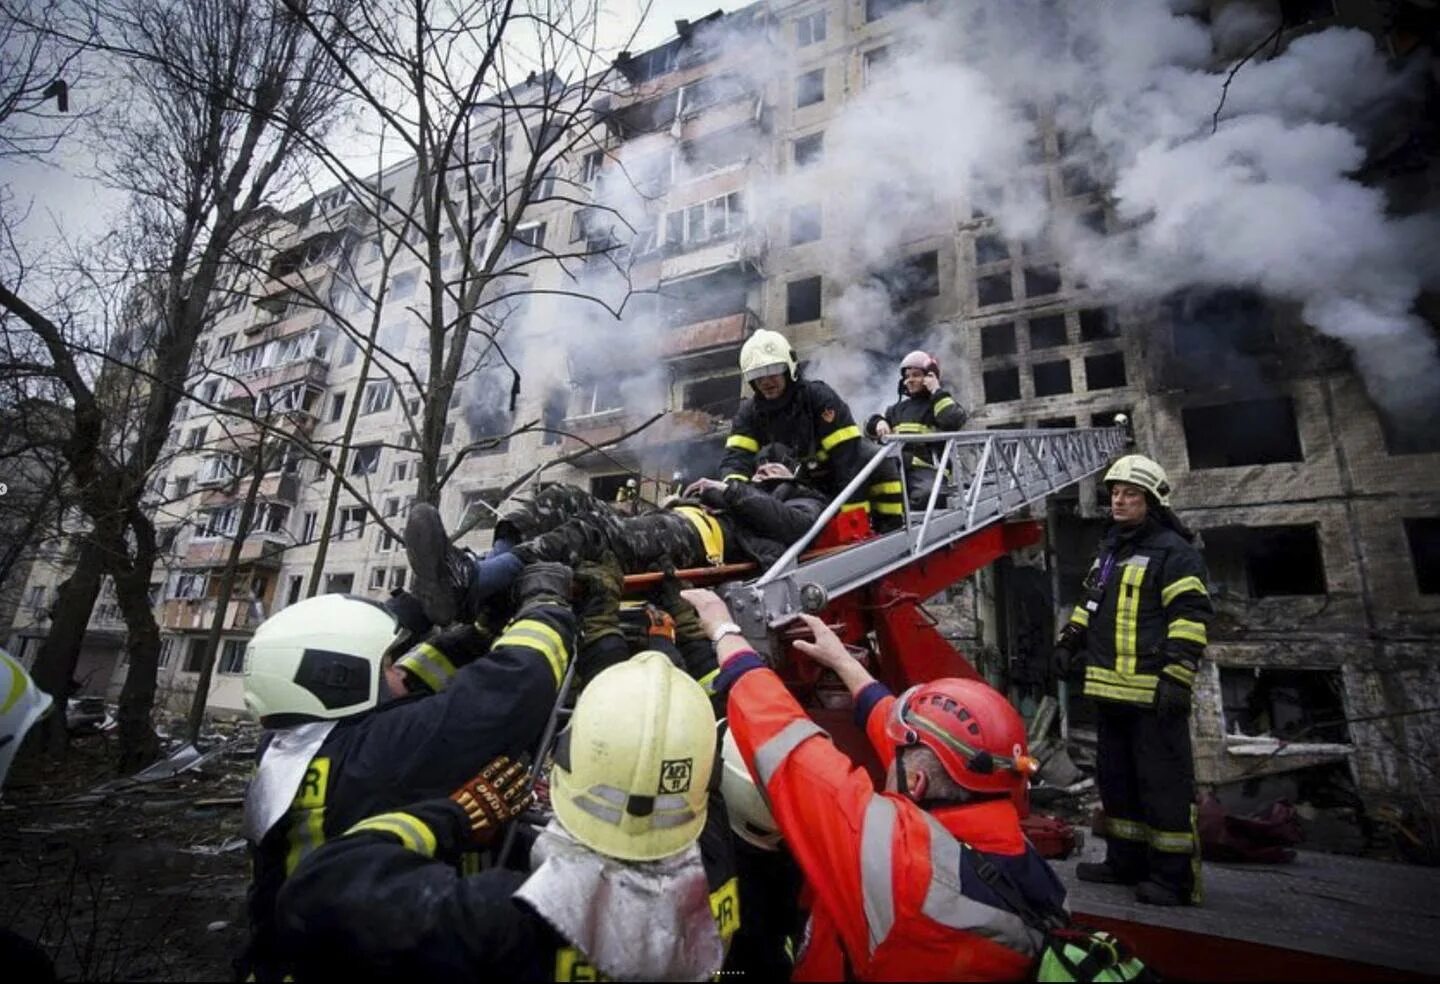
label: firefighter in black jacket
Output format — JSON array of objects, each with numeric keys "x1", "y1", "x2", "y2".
[
  {"x1": 716, "y1": 329, "x2": 905, "y2": 529},
  {"x1": 276, "y1": 651, "x2": 740, "y2": 982},
  {"x1": 1054, "y1": 454, "x2": 1212, "y2": 907},
  {"x1": 237, "y1": 565, "x2": 575, "y2": 981},
  {"x1": 863, "y1": 349, "x2": 967, "y2": 508}
]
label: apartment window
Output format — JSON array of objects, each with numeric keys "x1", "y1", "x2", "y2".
[
  {"x1": 389, "y1": 567, "x2": 407, "y2": 590},
  {"x1": 581, "y1": 149, "x2": 604, "y2": 184},
  {"x1": 793, "y1": 132, "x2": 823, "y2": 167},
  {"x1": 1023, "y1": 265, "x2": 1061, "y2": 298},
  {"x1": 184, "y1": 639, "x2": 207, "y2": 673},
  {"x1": 329, "y1": 392, "x2": 346, "y2": 422},
  {"x1": 1032, "y1": 360, "x2": 1072, "y2": 397},
  {"x1": 216, "y1": 334, "x2": 235, "y2": 358},
  {"x1": 983, "y1": 367, "x2": 1021, "y2": 403},
  {"x1": 795, "y1": 68, "x2": 824, "y2": 109},
  {"x1": 285, "y1": 574, "x2": 304, "y2": 606},
  {"x1": 26, "y1": 585, "x2": 45, "y2": 607},
  {"x1": 863, "y1": 46, "x2": 892, "y2": 85},
  {"x1": 1202, "y1": 524, "x2": 1326, "y2": 597},
  {"x1": 1085, "y1": 352, "x2": 1127, "y2": 390},
  {"x1": 1079, "y1": 307, "x2": 1119, "y2": 341},
  {"x1": 1091, "y1": 409, "x2": 1132, "y2": 429},
  {"x1": 436, "y1": 455, "x2": 449, "y2": 478},
  {"x1": 392, "y1": 460, "x2": 412, "y2": 482},
  {"x1": 300, "y1": 511, "x2": 317, "y2": 542},
  {"x1": 201, "y1": 506, "x2": 239, "y2": 539},
  {"x1": 460, "y1": 489, "x2": 504, "y2": 531},
  {"x1": 880, "y1": 251, "x2": 940, "y2": 306},
  {"x1": 1029, "y1": 315, "x2": 1068, "y2": 350},
  {"x1": 389, "y1": 270, "x2": 417, "y2": 300},
  {"x1": 218, "y1": 639, "x2": 246, "y2": 675},
  {"x1": 1062, "y1": 164, "x2": 1100, "y2": 197},
  {"x1": 1404, "y1": 518, "x2": 1440, "y2": 594},
  {"x1": 790, "y1": 204, "x2": 821, "y2": 246},
  {"x1": 867, "y1": 0, "x2": 923, "y2": 21},
  {"x1": 349, "y1": 444, "x2": 382, "y2": 477},
  {"x1": 361, "y1": 380, "x2": 394, "y2": 415},
  {"x1": 1279, "y1": 0, "x2": 1336, "y2": 27},
  {"x1": 407, "y1": 397, "x2": 421, "y2": 417},
  {"x1": 1220, "y1": 667, "x2": 1348, "y2": 744},
  {"x1": 796, "y1": 10, "x2": 826, "y2": 46},
  {"x1": 662, "y1": 193, "x2": 744, "y2": 249},
  {"x1": 571, "y1": 378, "x2": 623, "y2": 417},
  {"x1": 323, "y1": 572, "x2": 354, "y2": 595},
  {"x1": 513, "y1": 222, "x2": 547, "y2": 254},
  {"x1": 336, "y1": 338, "x2": 358, "y2": 367},
  {"x1": 171, "y1": 573, "x2": 206, "y2": 600},
  {"x1": 443, "y1": 422, "x2": 457, "y2": 445},
  {"x1": 157, "y1": 637, "x2": 175, "y2": 669},
  {"x1": 977, "y1": 273, "x2": 1013, "y2": 307},
  {"x1": 1039, "y1": 416, "x2": 1077, "y2": 429},
  {"x1": 975, "y1": 234, "x2": 1009, "y2": 265},
  {"x1": 338, "y1": 506, "x2": 367, "y2": 540},
  {"x1": 369, "y1": 567, "x2": 388, "y2": 590},
  {"x1": 311, "y1": 449, "x2": 332, "y2": 483},
  {"x1": 1183, "y1": 398, "x2": 1303, "y2": 468},
  {"x1": 1170, "y1": 290, "x2": 1277, "y2": 361},
  {"x1": 787, "y1": 276, "x2": 822, "y2": 324},
  {"x1": 683, "y1": 373, "x2": 744, "y2": 419},
  {"x1": 174, "y1": 476, "x2": 191, "y2": 498},
  {"x1": 981, "y1": 322, "x2": 1016, "y2": 358},
  {"x1": 184, "y1": 426, "x2": 208, "y2": 450}
]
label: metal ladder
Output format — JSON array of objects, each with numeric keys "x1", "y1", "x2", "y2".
[{"x1": 720, "y1": 426, "x2": 1130, "y2": 645}]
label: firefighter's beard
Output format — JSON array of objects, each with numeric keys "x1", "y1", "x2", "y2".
[{"x1": 515, "y1": 819, "x2": 724, "y2": 981}]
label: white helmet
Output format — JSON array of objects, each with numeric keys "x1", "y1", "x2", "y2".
[
  {"x1": 739, "y1": 329, "x2": 797, "y2": 383},
  {"x1": 243, "y1": 595, "x2": 404, "y2": 723},
  {"x1": 0, "y1": 649, "x2": 54, "y2": 791},
  {"x1": 1103, "y1": 453, "x2": 1172, "y2": 507},
  {"x1": 550, "y1": 650, "x2": 716, "y2": 861},
  {"x1": 719, "y1": 723, "x2": 780, "y2": 850}
]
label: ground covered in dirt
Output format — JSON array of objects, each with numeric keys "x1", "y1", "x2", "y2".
[{"x1": 1, "y1": 723, "x2": 255, "y2": 982}]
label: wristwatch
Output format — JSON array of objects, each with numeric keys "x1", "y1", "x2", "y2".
[{"x1": 709, "y1": 621, "x2": 746, "y2": 644}]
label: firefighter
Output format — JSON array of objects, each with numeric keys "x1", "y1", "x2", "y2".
[
  {"x1": 0, "y1": 648, "x2": 53, "y2": 792},
  {"x1": 864, "y1": 349, "x2": 968, "y2": 508},
  {"x1": 275, "y1": 651, "x2": 740, "y2": 981},
  {"x1": 682, "y1": 588, "x2": 1066, "y2": 981},
  {"x1": 1053, "y1": 453, "x2": 1211, "y2": 907},
  {"x1": 716, "y1": 329, "x2": 905, "y2": 530},
  {"x1": 406, "y1": 444, "x2": 828, "y2": 628},
  {"x1": 238, "y1": 566, "x2": 575, "y2": 981}
]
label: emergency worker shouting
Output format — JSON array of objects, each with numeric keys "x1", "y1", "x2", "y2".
[{"x1": 1054, "y1": 453, "x2": 1212, "y2": 906}]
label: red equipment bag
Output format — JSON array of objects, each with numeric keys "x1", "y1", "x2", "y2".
[{"x1": 1022, "y1": 813, "x2": 1078, "y2": 860}]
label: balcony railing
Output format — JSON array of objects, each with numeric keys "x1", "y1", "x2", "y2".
[
  {"x1": 226, "y1": 356, "x2": 329, "y2": 403},
  {"x1": 182, "y1": 533, "x2": 286, "y2": 569},
  {"x1": 160, "y1": 597, "x2": 268, "y2": 632},
  {"x1": 660, "y1": 309, "x2": 756, "y2": 361}
]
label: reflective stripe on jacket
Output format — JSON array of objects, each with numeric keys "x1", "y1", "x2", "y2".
[
  {"x1": 1066, "y1": 519, "x2": 1212, "y2": 705},
  {"x1": 726, "y1": 663, "x2": 1061, "y2": 981}
]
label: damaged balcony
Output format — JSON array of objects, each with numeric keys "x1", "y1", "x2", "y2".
[
  {"x1": 181, "y1": 532, "x2": 286, "y2": 570},
  {"x1": 257, "y1": 230, "x2": 351, "y2": 300},
  {"x1": 226, "y1": 355, "x2": 329, "y2": 405},
  {"x1": 160, "y1": 595, "x2": 268, "y2": 632},
  {"x1": 656, "y1": 262, "x2": 760, "y2": 369},
  {"x1": 660, "y1": 309, "x2": 758, "y2": 367}
]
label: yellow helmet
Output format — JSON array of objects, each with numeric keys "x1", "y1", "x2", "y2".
[
  {"x1": 739, "y1": 329, "x2": 797, "y2": 383},
  {"x1": 550, "y1": 650, "x2": 716, "y2": 861},
  {"x1": 719, "y1": 723, "x2": 780, "y2": 850},
  {"x1": 1103, "y1": 454, "x2": 1171, "y2": 506},
  {"x1": 1, "y1": 648, "x2": 53, "y2": 790}
]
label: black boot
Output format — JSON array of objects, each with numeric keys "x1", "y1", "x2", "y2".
[
  {"x1": 1076, "y1": 862, "x2": 1141, "y2": 886},
  {"x1": 406, "y1": 503, "x2": 477, "y2": 626},
  {"x1": 1135, "y1": 880, "x2": 1189, "y2": 906}
]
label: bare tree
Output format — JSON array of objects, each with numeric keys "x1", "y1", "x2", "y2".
[
  {"x1": 0, "y1": 0, "x2": 94, "y2": 160},
  {"x1": 0, "y1": 0, "x2": 351, "y2": 769}
]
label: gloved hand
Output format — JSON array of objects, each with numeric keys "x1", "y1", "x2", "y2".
[
  {"x1": 1053, "y1": 645, "x2": 1077, "y2": 677},
  {"x1": 449, "y1": 755, "x2": 533, "y2": 845},
  {"x1": 643, "y1": 604, "x2": 676, "y2": 644},
  {"x1": 515, "y1": 561, "x2": 573, "y2": 612},
  {"x1": 473, "y1": 552, "x2": 523, "y2": 602},
  {"x1": 385, "y1": 589, "x2": 434, "y2": 639},
  {"x1": 654, "y1": 571, "x2": 705, "y2": 643},
  {"x1": 1154, "y1": 676, "x2": 1192, "y2": 718}
]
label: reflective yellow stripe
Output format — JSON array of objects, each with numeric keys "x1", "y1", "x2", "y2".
[
  {"x1": 345, "y1": 811, "x2": 437, "y2": 857},
  {"x1": 874, "y1": 502, "x2": 905, "y2": 515},
  {"x1": 1163, "y1": 663, "x2": 1196, "y2": 687},
  {"x1": 1114, "y1": 562, "x2": 1146, "y2": 676},
  {"x1": 697, "y1": 667, "x2": 720, "y2": 695},
  {"x1": 1069, "y1": 605, "x2": 1090, "y2": 628},
  {"x1": 496, "y1": 618, "x2": 568, "y2": 687},
  {"x1": 1086, "y1": 665, "x2": 1157, "y2": 689},
  {"x1": 394, "y1": 642, "x2": 456, "y2": 693},
  {"x1": 813, "y1": 448, "x2": 829, "y2": 463},
  {"x1": 726, "y1": 434, "x2": 760, "y2": 453},
  {"x1": 674, "y1": 505, "x2": 725, "y2": 565},
  {"x1": 284, "y1": 757, "x2": 330, "y2": 876},
  {"x1": 839, "y1": 501, "x2": 870, "y2": 515},
  {"x1": 910, "y1": 456, "x2": 935, "y2": 469},
  {"x1": 932, "y1": 396, "x2": 956, "y2": 415},
  {"x1": 723, "y1": 473, "x2": 750, "y2": 483},
  {"x1": 1161, "y1": 575, "x2": 1208, "y2": 606},
  {"x1": 868, "y1": 481, "x2": 903, "y2": 495},
  {"x1": 1083, "y1": 665, "x2": 1157, "y2": 705},
  {"x1": 895, "y1": 422, "x2": 933, "y2": 434},
  {"x1": 819, "y1": 424, "x2": 861, "y2": 451},
  {"x1": 1149, "y1": 828, "x2": 1196, "y2": 853},
  {"x1": 1167, "y1": 618, "x2": 1208, "y2": 646},
  {"x1": 1105, "y1": 817, "x2": 1149, "y2": 842}
]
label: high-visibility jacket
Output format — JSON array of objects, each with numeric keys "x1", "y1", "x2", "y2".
[
  {"x1": 241, "y1": 606, "x2": 573, "y2": 982},
  {"x1": 1065, "y1": 517, "x2": 1212, "y2": 706},
  {"x1": 864, "y1": 388, "x2": 967, "y2": 472},
  {"x1": 722, "y1": 656, "x2": 1065, "y2": 981},
  {"x1": 718, "y1": 378, "x2": 886, "y2": 517},
  {"x1": 275, "y1": 794, "x2": 740, "y2": 981}
]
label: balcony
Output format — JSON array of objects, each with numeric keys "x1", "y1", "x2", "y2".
[
  {"x1": 258, "y1": 471, "x2": 300, "y2": 503},
  {"x1": 182, "y1": 532, "x2": 285, "y2": 569},
  {"x1": 659, "y1": 232, "x2": 764, "y2": 282},
  {"x1": 160, "y1": 597, "x2": 268, "y2": 632},
  {"x1": 226, "y1": 356, "x2": 329, "y2": 403},
  {"x1": 660, "y1": 309, "x2": 757, "y2": 365},
  {"x1": 680, "y1": 94, "x2": 766, "y2": 143}
]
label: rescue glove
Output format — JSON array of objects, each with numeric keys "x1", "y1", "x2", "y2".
[
  {"x1": 654, "y1": 570, "x2": 706, "y2": 643},
  {"x1": 450, "y1": 755, "x2": 533, "y2": 845},
  {"x1": 1052, "y1": 645, "x2": 1077, "y2": 678},
  {"x1": 643, "y1": 604, "x2": 677, "y2": 644},
  {"x1": 1154, "y1": 676, "x2": 1192, "y2": 718},
  {"x1": 384, "y1": 588, "x2": 433, "y2": 639},
  {"x1": 514, "y1": 561, "x2": 574, "y2": 614}
]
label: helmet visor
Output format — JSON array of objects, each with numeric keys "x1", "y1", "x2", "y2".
[{"x1": 743, "y1": 361, "x2": 789, "y2": 383}]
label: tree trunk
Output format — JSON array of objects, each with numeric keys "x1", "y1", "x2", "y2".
[
  {"x1": 112, "y1": 562, "x2": 164, "y2": 772},
  {"x1": 28, "y1": 537, "x2": 105, "y2": 756},
  {"x1": 186, "y1": 450, "x2": 266, "y2": 742}
]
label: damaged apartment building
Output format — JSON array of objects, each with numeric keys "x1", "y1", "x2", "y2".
[{"x1": 6, "y1": 0, "x2": 1438, "y2": 834}]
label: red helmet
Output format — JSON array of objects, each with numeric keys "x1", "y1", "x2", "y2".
[
  {"x1": 899, "y1": 350, "x2": 939, "y2": 379},
  {"x1": 884, "y1": 678, "x2": 1037, "y2": 794}
]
